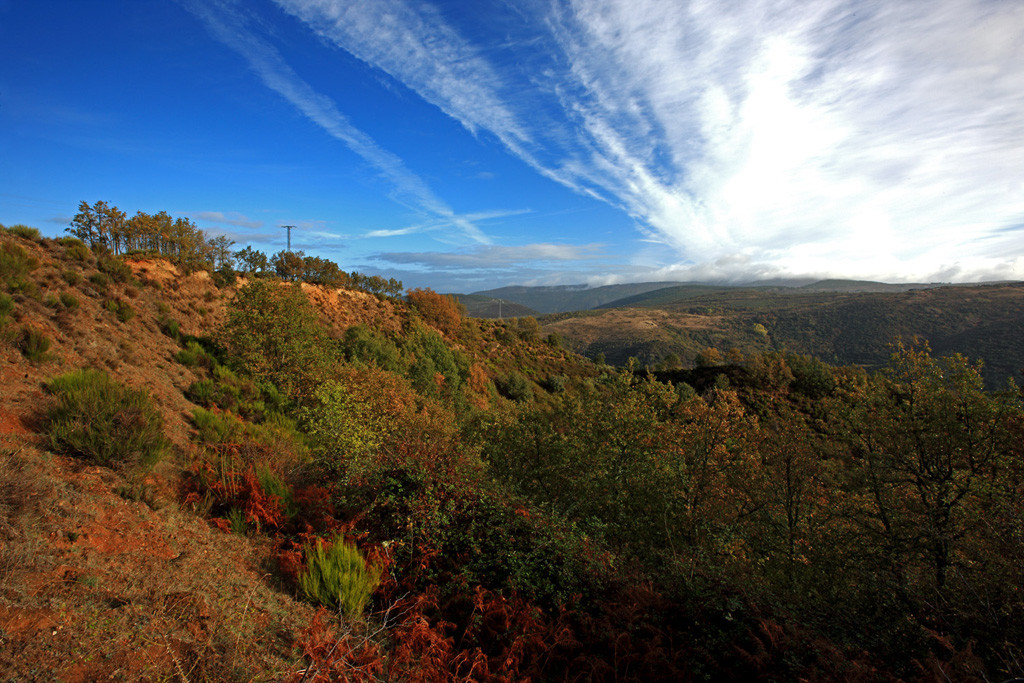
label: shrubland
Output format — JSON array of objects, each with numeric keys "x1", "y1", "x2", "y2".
[{"x1": 1, "y1": 213, "x2": 1023, "y2": 680}]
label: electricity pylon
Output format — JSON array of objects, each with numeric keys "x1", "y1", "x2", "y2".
[{"x1": 281, "y1": 225, "x2": 295, "y2": 252}]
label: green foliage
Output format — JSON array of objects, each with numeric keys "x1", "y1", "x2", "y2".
[
  {"x1": 226, "y1": 506, "x2": 248, "y2": 535},
  {"x1": 403, "y1": 321, "x2": 469, "y2": 400},
  {"x1": 233, "y1": 246, "x2": 269, "y2": 277},
  {"x1": 543, "y1": 375, "x2": 567, "y2": 393},
  {"x1": 104, "y1": 298, "x2": 135, "y2": 322},
  {"x1": 87, "y1": 272, "x2": 109, "y2": 292},
  {"x1": 0, "y1": 241, "x2": 38, "y2": 290},
  {"x1": 45, "y1": 369, "x2": 166, "y2": 468},
  {"x1": 300, "y1": 380, "x2": 384, "y2": 478},
  {"x1": 515, "y1": 316, "x2": 541, "y2": 342},
  {"x1": 0, "y1": 293, "x2": 12, "y2": 326},
  {"x1": 18, "y1": 326, "x2": 53, "y2": 362},
  {"x1": 495, "y1": 371, "x2": 532, "y2": 402},
  {"x1": 212, "y1": 264, "x2": 237, "y2": 288},
  {"x1": 220, "y1": 280, "x2": 334, "y2": 401},
  {"x1": 58, "y1": 290, "x2": 79, "y2": 309},
  {"x1": 342, "y1": 324, "x2": 405, "y2": 373},
  {"x1": 7, "y1": 225, "x2": 40, "y2": 241},
  {"x1": 298, "y1": 536, "x2": 381, "y2": 618},
  {"x1": 60, "y1": 237, "x2": 92, "y2": 262},
  {"x1": 191, "y1": 407, "x2": 245, "y2": 444},
  {"x1": 175, "y1": 340, "x2": 214, "y2": 368},
  {"x1": 62, "y1": 269, "x2": 83, "y2": 285},
  {"x1": 159, "y1": 317, "x2": 182, "y2": 342},
  {"x1": 96, "y1": 254, "x2": 133, "y2": 283}
]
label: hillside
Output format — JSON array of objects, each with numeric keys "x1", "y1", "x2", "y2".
[
  {"x1": 450, "y1": 293, "x2": 538, "y2": 319},
  {"x1": 471, "y1": 281, "x2": 680, "y2": 314},
  {"x1": 3, "y1": 225, "x2": 1024, "y2": 681},
  {"x1": 545, "y1": 282, "x2": 1024, "y2": 388},
  {"x1": 0, "y1": 228, "x2": 600, "y2": 679}
]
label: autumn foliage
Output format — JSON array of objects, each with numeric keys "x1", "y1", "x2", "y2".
[
  {"x1": 407, "y1": 287, "x2": 464, "y2": 337},
  {"x1": 177, "y1": 273, "x2": 1024, "y2": 681}
]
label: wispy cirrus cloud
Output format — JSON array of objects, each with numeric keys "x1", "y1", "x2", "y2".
[
  {"x1": 179, "y1": 0, "x2": 492, "y2": 244},
  {"x1": 373, "y1": 242, "x2": 606, "y2": 270},
  {"x1": 361, "y1": 208, "x2": 531, "y2": 239},
  {"x1": 190, "y1": 210, "x2": 263, "y2": 229},
  {"x1": 274, "y1": 0, "x2": 1024, "y2": 282}
]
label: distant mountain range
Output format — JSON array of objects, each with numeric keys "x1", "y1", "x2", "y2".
[{"x1": 457, "y1": 279, "x2": 961, "y2": 317}]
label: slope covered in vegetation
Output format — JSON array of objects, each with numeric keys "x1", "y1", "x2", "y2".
[
  {"x1": 544, "y1": 281, "x2": 1024, "y2": 388},
  {"x1": 2, "y1": 217, "x2": 1023, "y2": 681}
]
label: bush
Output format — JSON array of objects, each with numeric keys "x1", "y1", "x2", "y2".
[
  {"x1": 7, "y1": 225, "x2": 41, "y2": 241},
  {"x1": 18, "y1": 326, "x2": 53, "y2": 362},
  {"x1": 0, "y1": 293, "x2": 12, "y2": 323},
  {"x1": 407, "y1": 288, "x2": 463, "y2": 337},
  {"x1": 45, "y1": 369, "x2": 166, "y2": 468},
  {"x1": 88, "y1": 272, "x2": 109, "y2": 292},
  {"x1": 175, "y1": 340, "x2": 214, "y2": 368},
  {"x1": 220, "y1": 280, "x2": 334, "y2": 401},
  {"x1": 212, "y1": 265, "x2": 237, "y2": 288},
  {"x1": 104, "y1": 298, "x2": 135, "y2": 322},
  {"x1": 59, "y1": 292, "x2": 80, "y2": 310},
  {"x1": 59, "y1": 237, "x2": 92, "y2": 262},
  {"x1": 0, "y1": 242, "x2": 38, "y2": 288},
  {"x1": 191, "y1": 407, "x2": 245, "y2": 444},
  {"x1": 496, "y1": 371, "x2": 533, "y2": 402},
  {"x1": 96, "y1": 255, "x2": 133, "y2": 283},
  {"x1": 62, "y1": 269, "x2": 82, "y2": 286},
  {"x1": 299, "y1": 535, "x2": 381, "y2": 619}
]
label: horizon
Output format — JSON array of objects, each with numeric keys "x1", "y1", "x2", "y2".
[{"x1": 2, "y1": 0, "x2": 1023, "y2": 292}]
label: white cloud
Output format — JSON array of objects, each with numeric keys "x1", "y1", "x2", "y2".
[
  {"x1": 374, "y1": 243, "x2": 606, "y2": 269},
  {"x1": 274, "y1": 0, "x2": 1024, "y2": 282},
  {"x1": 190, "y1": 210, "x2": 263, "y2": 229}
]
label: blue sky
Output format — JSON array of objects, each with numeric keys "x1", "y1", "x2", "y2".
[{"x1": 2, "y1": 0, "x2": 1023, "y2": 292}]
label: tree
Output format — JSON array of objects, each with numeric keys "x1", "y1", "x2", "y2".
[
  {"x1": 271, "y1": 249, "x2": 305, "y2": 281},
  {"x1": 209, "y1": 235, "x2": 236, "y2": 270},
  {"x1": 843, "y1": 340, "x2": 1018, "y2": 592},
  {"x1": 234, "y1": 246, "x2": 269, "y2": 277},
  {"x1": 68, "y1": 201, "x2": 100, "y2": 246},
  {"x1": 407, "y1": 288, "x2": 464, "y2": 337},
  {"x1": 219, "y1": 280, "x2": 333, "y2": 402}
]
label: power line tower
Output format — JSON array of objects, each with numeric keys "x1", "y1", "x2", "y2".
[{"x1": 280, "y1": 225, "x2": 295, "y2": 252}]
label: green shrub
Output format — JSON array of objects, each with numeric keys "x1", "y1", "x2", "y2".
[
  {"x1": 298, "y1": 535, "x2": 381, "y2": 618},
  {"x1": 0, "y1": 242, "x2": 38, "y2": 288},
  {"x1": 44, "y1": 294, "x2": 61, "y2": 309},
  {"x1": 0, "y1": 293, "x2": 12, "y2": 322},
  {"x1": 88, "y1": 272, "x2": 109, "y2": 292},
  {"x1": 543, "y1": 375, "x2": 567, "y2": 393},
  {"x1": 496, "y1": 371, "x2": 533, "y2": 402},
  {"x1": 220, "y1": 280, "x2": 334, "y2": 401},
  {"x1": 191, "y1": 407, "x2": 245, "y2": 444},
  {"x1": 159, "y1": 318, "x2": 182, "y2": 342},
  {"x1": 212, "y1": 266, "x2": 237, "y2": 288},
  {"x1": 18, "y1": 326, "x2": 53, "y2": 362},
  {"x1": 59, "y1": 292, "x2": 79, "y2": 310},
  {"x1": 62, "y1": 269, "x2": 82, "y2": 286},
  {"x1": 256, "y1": 465, "x2": 296, "y2": 519},
  {"x1": 104, "y1": 299, "x2": 135, "y2": 322},
  {"x1": 227, "y1": 507, "x2": 248, "y2": 535},
  {"x1": 7, "y1": 225, "x2": 40, "y2": 241},
  {"x1": 96, "y1": 255, "x2": 133, "y2": 283},
  {"x1": 175, "y1": 340, "x2": 213, "y2": 368},
  {"x1": 45, "y1": 369, "x2": 166, "y2": 468},
  {"x1": 59, "y1": 237, "x2": 92, "y2": 262}
]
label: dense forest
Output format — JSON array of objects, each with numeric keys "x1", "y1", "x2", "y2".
[{"x1": 1, "y1": 210, "x2": 1023, "y2": 680}]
